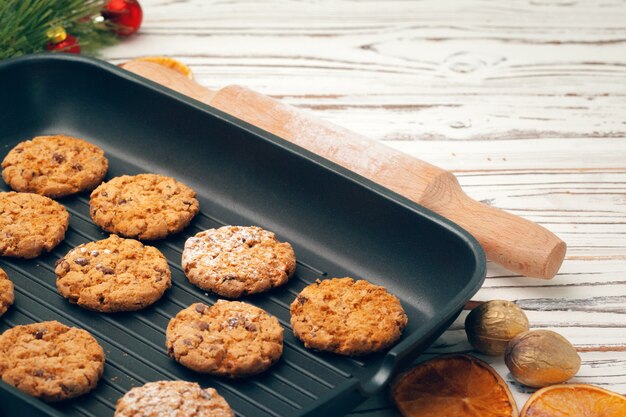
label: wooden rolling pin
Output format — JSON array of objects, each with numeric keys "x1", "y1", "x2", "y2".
[{"x1": 121, "y1": 60, "x2": 566, "y2": 279}]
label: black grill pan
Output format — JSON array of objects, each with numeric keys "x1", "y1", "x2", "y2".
[{"x1": 0, "y1": 54, "x2": 485, "y2": 417}]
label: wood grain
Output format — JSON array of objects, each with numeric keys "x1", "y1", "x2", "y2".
[{"x1": 102, "y1": 0, "x2": 626, "y2": 414}]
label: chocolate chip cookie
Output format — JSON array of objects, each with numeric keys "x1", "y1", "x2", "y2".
[
  {"x1": 0, "y1": 267, "x2": 14, "y2": 317},
  {"x1": 56, "y1": 235, "x2": 172, "y2": 312},
  {"x1": 182, "y1": 226, "x2": 296, "y2": 298},
  {"x1": 115, "y1": 381, "x2": 234, "y2": 417},
  {"x1": 0, "y1": 192, "x2": 69, "y2": 259},
  {"x1": 166, "y1": 301, "x2": 283, "y2": 377},
  {"x1": 1, "y1": 135, "x2": 108, "y2": 198},
  {"x1": 90, "y1": 174, "x2": 199, "y2": 240},
  {"x1": 290, "y1": 278, "x2": 408, "y2": 356},
  {"x1": 0, "y1": 321, "x2": 105, "y2": 402}
]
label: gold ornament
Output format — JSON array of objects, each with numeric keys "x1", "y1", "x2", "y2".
[{"x1": 46, "y1": 26, "x2": 67, "y2": 44}]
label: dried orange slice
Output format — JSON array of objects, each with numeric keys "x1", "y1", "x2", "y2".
[
  {"x1": 135, "y1": 56, "x2": 193, "y2": 79},
  {"x1": 392, "y1": 354, "x2": 518, "y2": 417},
  {"x1": 520, "y1": 384, "x2": 626, "y2": 417}
]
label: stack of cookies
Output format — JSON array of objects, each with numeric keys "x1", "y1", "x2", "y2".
[{"x1": 0, "y1": 134, "x2": 409, "y2": 416}]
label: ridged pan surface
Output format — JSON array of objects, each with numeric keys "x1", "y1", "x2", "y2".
[{"x1": 0, "y1": 55, "x2": 485, "y2": 417}]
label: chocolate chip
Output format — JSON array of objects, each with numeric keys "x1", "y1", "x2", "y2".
[
  {"x1": 74, "y1": 257, "x2": 89, "y2": 266},
  {"x1": 227, "y1": 317, "x2": 239, "y2": 328},
  {"x1": 52, "y1": 153, "x2": 65, "y2": 163},
  {"x1": 101, "y1": 191, "x2": 108, "y2": 197},
  {"x1": 71, "y1": 163, "x2": 83, "y2": 171},
  {"x1": 155, "y1": 269, "x2": 166, "y2": 282},
  {"x1": 297, "y1": 295, "x2": 309, "y2": 305},
  {"x1": 98, "y1": 295, "x2": 105, "y2": 304},
  {"x1": 183, "y1": 262, "x2": 196, "y2": 273},
  {"x1": 33, "y1": 369, "x2": 44, "y2": 377},
  {"x1": 54, "y1": 257, "x2": 65, "y2": 267},
  {"x1": 167, "y1": 347, "x2": 175, "y2": 356},
  {"x1": 34, "y1": 329, "x2": 46, "y2": 340},
  {"x1": 201, "y1": 390, "x2": 213, "y2": 400},
  {"x1": 90, "y1": 250, "x2": 100, "y2": 257},
  {"x1": 182, "y1": 338, "x2": 193, "y2": 346},
  {"x1": 245, "y1": 322, "x2": 257, "y2": 332},
  {"x1": 198, "y1": 322, "x2": 210, "y2": 331},
  {"x1": 195, "y1": 304, "x2": 207, "y2": 314},
  {"x1": 118, "y1": 199, "x2": 127, "y2": 204},
  {"x1": 13, "y1": 148, "x2": 23, "y2": 153},
  {"x1": 57, "y1": 260, "x2": 70, "y2": 273},
  {"x1": 96, "y1": 264, "x2": 115, "y2": 274}
]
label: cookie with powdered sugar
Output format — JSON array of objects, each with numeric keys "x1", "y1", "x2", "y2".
[
  {"x1": 115, "y1": 381, "x2": 234, "y2": 417},
  {"x1": 182, "y1": 226, "x2": 296, "y2": 298}
]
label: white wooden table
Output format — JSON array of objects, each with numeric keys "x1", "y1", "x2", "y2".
[{"x1": 103, "y1": 0, "x2": 626, "y2": 415}]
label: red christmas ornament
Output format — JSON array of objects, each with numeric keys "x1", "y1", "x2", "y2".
[
  {"x1": 46, "y1": 27, "x2": 81, "y2": 54},
  {"x1": 103, "y1": 0, "x2": 143, "y2": 36}
]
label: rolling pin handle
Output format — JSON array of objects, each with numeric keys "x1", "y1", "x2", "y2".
[{"x1": 421, "y1": 172, "x2": 566, "y2": 279}]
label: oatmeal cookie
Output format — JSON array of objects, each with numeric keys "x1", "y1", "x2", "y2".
[
  {"x1": 0, "y1": 268, "x2": 14, "y2": 317},
  {"x1": 1, "y1": 135, "x2": 108, "y2": 198},
  {"x1": 89, "y1": 174, "x2": 199, "y2": 240},
  {"x1": 0, "y1": 321, "x2": 105, "y2": 401},
  {"x1": 290, "y1": 278, "x2": 408, "y2": 355},
  {"x1": 166, "y1": 301, "x2": 283, "y2": 377},
  {"x1": 0, "y1": 192, "x2": 69, "y2": 259},
  {"x1": 56, "y1": 235, "x2": 171, "y2": 312}
]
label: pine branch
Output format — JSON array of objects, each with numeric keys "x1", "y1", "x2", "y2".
[{"x1": 0, "y1": 0, "x2": 118, "y2": 59}]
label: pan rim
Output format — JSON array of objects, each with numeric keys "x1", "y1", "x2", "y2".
[{"x1": 0, "y1": 53, "x2": 486, "y2": 414}]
